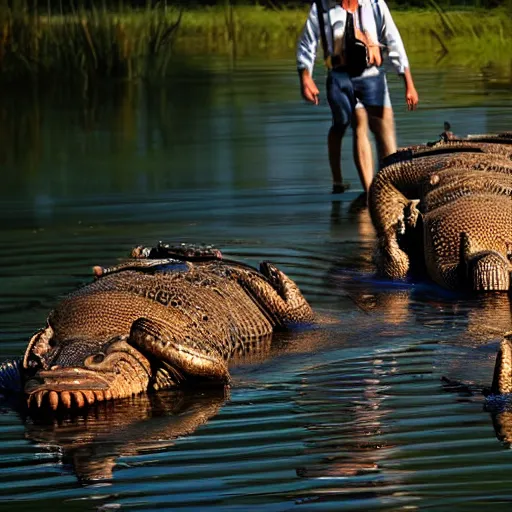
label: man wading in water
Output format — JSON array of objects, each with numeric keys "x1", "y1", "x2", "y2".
[{"x1": 297, "y1": 0, "x2": 419, "y2": 196}]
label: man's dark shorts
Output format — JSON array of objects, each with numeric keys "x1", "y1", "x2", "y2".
[{"x1": 326, "y1": 67, "x2": 392, "y2": 131}]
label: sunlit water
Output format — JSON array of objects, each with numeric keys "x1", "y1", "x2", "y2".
[{"x1": 1, "y1": 60, "x2": 512, "y2": 511}]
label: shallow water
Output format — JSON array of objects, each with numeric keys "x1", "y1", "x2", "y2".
[{"x1": 1, "y1": 60, "x2": 512, "y2": 511}]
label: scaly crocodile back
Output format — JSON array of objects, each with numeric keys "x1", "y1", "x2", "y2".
[
  {"x1": 370, "y1": 134, "x2": 512, "y2": 290},
  {"x1": 423, "y1": 194, "x2": 512, "y2": 289},
  {"x1": 49, "y1": 265, "x2": 274, "y2": 359}
]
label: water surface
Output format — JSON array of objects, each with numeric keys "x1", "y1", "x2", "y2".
[{"x1": 1, "y1": 60, "x2": 512, "y2": 511}]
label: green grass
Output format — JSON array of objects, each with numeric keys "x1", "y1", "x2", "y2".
[
  {"x1": 0, "y1": 6, "x2": 182, "y2": 82},
  {"x1": 396, "y1": 8, "x2": 511, "y2": 74},
  {"x1": 0, "y1": 5, "x2": 510, "y2": 83},
  {"x1": 174, "y1": 6, "x2": 511, "y2": 75}
]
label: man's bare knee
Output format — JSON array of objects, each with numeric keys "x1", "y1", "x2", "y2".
[{"x1": 352, "y1": 108, "x2": 369, "y2": 134}]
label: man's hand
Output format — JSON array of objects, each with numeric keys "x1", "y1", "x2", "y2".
[
  {"x1": 299, "y1": 69, "x2": 319, "y2": 105},
  {"x1": 406, "y1": 85, "x2": 419, "y2": 111},
  {"x1": 401, "y1": 68, "x2": 419, "y2": 111}
]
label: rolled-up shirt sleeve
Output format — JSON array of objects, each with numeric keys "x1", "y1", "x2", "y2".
[
  {"x1": 377, "y1": 0, "x2": 409, "y2": 74},
  {"x1": 296, "y1": 4, "x2": 321, "y2": 76}
]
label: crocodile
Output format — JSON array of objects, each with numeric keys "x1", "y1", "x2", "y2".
[
  {"x1": 0, "y1": 243, "x2": 314, "y2": 411},
  {"x1": 369, "y1": 134, "x2": 512, "y2": 291}
]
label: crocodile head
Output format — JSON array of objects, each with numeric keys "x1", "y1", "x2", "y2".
[{"x1": 23, "y1": 330, "x2": 152, "y2": 410}]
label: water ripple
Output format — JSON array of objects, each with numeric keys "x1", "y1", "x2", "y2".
[{"x1": 1, "y1": 64, "x2": 512, "y2": 511}]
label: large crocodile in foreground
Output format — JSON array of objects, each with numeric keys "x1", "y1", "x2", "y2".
[
  {"x1": 369, "y1": 132, "x2": 512, "y2": 291},
  {"x1": 0, "y1": 243, "x2": 314, "y2": 410}
]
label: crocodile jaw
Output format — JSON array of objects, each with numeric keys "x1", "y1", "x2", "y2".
[{"x1": 24, "y1": 337, "x2": 152, "y2": 410}]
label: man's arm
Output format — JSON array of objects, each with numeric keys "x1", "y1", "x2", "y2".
[
  {"x1": 376, "y1": 0, "x2": 419, "y2": 110},
  {"x1": 297, "y1": 3, "x2": 321, "y2": 105},
  {"x1": 400, "y1": 68, "x2": 419, "y2": 111},
  {"x1": 298, "y1": 68, "x2": 320, "y2": 105}
]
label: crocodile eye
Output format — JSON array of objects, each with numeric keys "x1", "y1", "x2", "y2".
[{"x1": 91, "y1": 353, "x2": 105, "y2": 364}]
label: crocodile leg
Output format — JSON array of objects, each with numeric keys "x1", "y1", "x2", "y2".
[
  {"x1": 228, "y1": 262, "x2": 314, "y2": 328},
  {"x1": 374, "y1": 234, "x2": 411, "y2": 280},
  {"x1": 370, "y1": 181, "x2": 420, "y2": 279},
  {"x1": 128, "y1": 317, "x2": 231, "y2": 386}
]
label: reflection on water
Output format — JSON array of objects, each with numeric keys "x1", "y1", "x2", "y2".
[
  {"x1": 24, "y1": 389, "x2": 227, "y2": 484},
  {"x1": 2, "y1": 61, "x2": 512, "y2": 215},
  {"x1": 1, "y1": 61, "x2": 512, "y2": 510}
]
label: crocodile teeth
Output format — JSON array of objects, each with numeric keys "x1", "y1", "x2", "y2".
[
  {"x1": 94, "y1": 391, "x2": 104, "y2": 402},
  {"x1": 48, "y1": 391, "x2": 59, "y2": 410},
  {"x1": 36, "y1": 390, "x2": 47, "y2": 408},
  {"x1": 27, "y1": 394, "x2": 33, "y2": 408},
  {"x1": 61, "y1": 391, "x2": 72, "y2": 408},
  {"x1": 82, "y1": 390, "x2": 95, "y2": 405},
  {"x1": 104, "y1": 390, "x2": 112, "y2": 401},
  {"x1": 73, "y1": 392, "x2": 85, "y2": 408}
]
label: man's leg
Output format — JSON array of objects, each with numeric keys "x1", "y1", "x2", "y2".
[
  {"x1": 353, "y1": 70, "x2": 396, "y2": 173},
  {"x1": 328, "y1": 124, "x2": 348, "y2": 192},
  {"x1": 352, "y1": 107, "x2": 374, "y2": 194},
  {"x1": 326, "y1": 71, "x2": 355, "y2": 193},
  {"x1": 366, "y1": 105, "x2": 397, "y2": 165}
]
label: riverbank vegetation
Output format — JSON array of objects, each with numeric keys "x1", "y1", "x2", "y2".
[{"x1": 0, "y1": 2, "x2": 510, "y2": 83}]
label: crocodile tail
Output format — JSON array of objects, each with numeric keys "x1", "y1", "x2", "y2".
[{"x1": 0, "y1": 358, "x2": 23, "y2": 394}]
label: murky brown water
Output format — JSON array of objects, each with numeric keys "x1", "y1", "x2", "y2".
[{"x1": 1, "y1": 60, "x2": 512, "y2": 511}]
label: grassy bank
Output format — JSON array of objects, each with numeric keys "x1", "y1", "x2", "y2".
[
  {"x1": 0, "y1": 5, "x2": 510, "y2": 83},
  {"x1": 175, "y1": 6, "x2": 511, "y2": 73}
]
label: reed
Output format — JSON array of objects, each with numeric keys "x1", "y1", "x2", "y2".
[
  {"x1": 0, "y1": 5, "x2": 509, "y2": 83},
  {"x1": 394, "y1": 7, "x2": 511, "y2": 73},
  {"x1": 0, "y1": 5, "x2": 183, "y2": 83}
]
